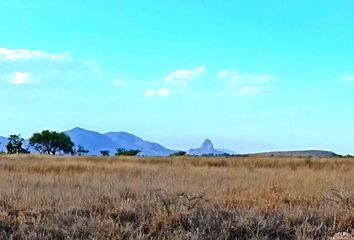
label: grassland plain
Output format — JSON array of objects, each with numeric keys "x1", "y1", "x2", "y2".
[{"x1": 0, "y1": 155, "x2": 353, "y2": 239}]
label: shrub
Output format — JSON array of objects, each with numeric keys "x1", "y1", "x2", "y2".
[
  {"x1": 100, "y1": 150, "x2": 110, "y2": 156},
  {"x1": 115, "y1": 148, "x2": 141, "y2": 156},
  {"x1": 170, "y1": 151, "x2": 187, "y2": 157}
]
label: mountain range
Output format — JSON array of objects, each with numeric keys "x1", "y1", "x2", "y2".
[
  {"x1": 0, "y1": 128, "x2": 232, "y2": 156},
  {"x1": 0, "y1": 127, "x2": 340, "y2": 157},
  {"x1": 65, "y1": 127, "x2": 176, "y2": 156},
  {"x1": 0, "y1": 136, "x2": 7, "y2": 151}
]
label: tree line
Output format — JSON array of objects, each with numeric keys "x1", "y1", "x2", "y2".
[{"x1": 0, "y1": 130, "x2": 140, "y2": 156}]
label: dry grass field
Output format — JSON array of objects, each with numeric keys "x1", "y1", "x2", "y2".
[{"x1": 0, "y1": 155, "x2": 353, "y2": 239}]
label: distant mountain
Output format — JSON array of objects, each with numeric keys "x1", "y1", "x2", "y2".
[
  {"x1": 104, "y1": 132, "x2": 174, "y2": 156},
  {"x1": 249, "y1": 150, "x2": 340, "y2": 158},
  {"x1": 0, "y1": 136, "x2": 8, "y2": 152},
  {"x1": 65, "y1": 128, "x2": 115, "y2": 155},
  {"x1": 0, "y1": 130, "x2": 340, "y2": 158},
  {"x1": 187, "y1": 139, "x2": 227, "y2": 156},
  {"x1": 65, "y1": 127, "x2": 175, "y2": 156}
]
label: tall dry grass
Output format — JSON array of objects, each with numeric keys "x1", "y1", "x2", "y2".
[{"x1": 0, "y1": 155, "x2": 353, "y2": 239}]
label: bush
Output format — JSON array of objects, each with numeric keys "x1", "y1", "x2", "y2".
[
  {"x1": 115, "y1": 148, "x2": 141, "y2": 156},
  {"x1": 100, "y1": 150, "x2": 110, "y2": 156},
  {"x1": 170, "y1": 151, "x2": 186, "y2": 157},
  {"x1": 76, "y1": 145, "x2": 89, "y2": 156}
]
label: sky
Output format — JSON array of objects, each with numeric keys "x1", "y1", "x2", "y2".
[{"x1": 1, "y1": 0, "x2": 354, "y2": 154}]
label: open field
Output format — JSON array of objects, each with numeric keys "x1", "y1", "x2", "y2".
[{"x1": 0, "y1": 155, "x2": 353, "y2": 239}]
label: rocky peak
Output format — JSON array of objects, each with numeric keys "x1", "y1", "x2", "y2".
[{"x1": 201, "y1": 139, "x2": 215, "y2": 151}]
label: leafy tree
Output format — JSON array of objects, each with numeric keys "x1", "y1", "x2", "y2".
[
  {"x1": 169, "y1": 151, "x2": 186, "y2": 157},
  {"x1": 100, "y1": 150, "x2": 110, "y2": 156},
  {"x1": 29, "y1": 130, "x2": 74, "y2": 155},
  {"x1": 76, "y1": 145, "x2": 89, "y2": 156},
  {"x1": 115, "y1": 148, "x2": 141, "y2": 156},
  {"x1": 6, "y1": 134, "x2": 29, "y2": 154}
]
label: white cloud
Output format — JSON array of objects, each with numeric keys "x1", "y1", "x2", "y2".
[
  {"x1": 113, "y1": 78, "x2": 125, "y2": 87},
  {"x1": 164, "y1": 66, "x2": 205, "y2": 85},
  {"x1": 0, "y1": 47, "x2": 69, "y2": 61},
  {"x1": 82, "y1": 60, "x2": 99, "y2": 72},
  {"x1": 0, "y1": 47, "x2": 100, "y2": 89},
  {"x1": 343, "y1": 75, "x2": 354, "y2": 81},
  {"x1": 142, "y1": 66, "x2": 205, "y2": 98},
  {"x1": 215, "y1": 87, "x2": 264, "y2": 97},
  {"x1": 218, "y1": 69, "x2": 274, "y2": 86},
  {"x1": 218, "y1": 70, "x2": 245, "y2": 86},
  {"x1": 217, "y1": 69, "x2": 274, "y2": 96},
  {"x1": 144, "y1": 88, "x2": 170, "y2": 98},
  {"x1": 251, "y1": 74, "x2": 274, "y2": 82},
  {"x1": 157, "y1": 89, "x2": 171, "y2": 97},
  {"x1": 144, "y1": 89, "x2": 154, "y2": 97},
  {"x1": 239, "y1": 86, "x2": 263, "y2": 95},
  {"x1": 11, "y1": 71, "x2": 31, "y2": 85},
  {"x1": 218, "y1": 70, "x2": 239, "y2": 79}
]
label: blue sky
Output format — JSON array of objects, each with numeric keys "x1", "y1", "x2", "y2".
[{"x1": 1, "y1": 0, "x2": 354, "y2": 154}]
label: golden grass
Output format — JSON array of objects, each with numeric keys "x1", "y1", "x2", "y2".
[{"x1": 0, "y1": 155, "x2": 353, "y2": 239}]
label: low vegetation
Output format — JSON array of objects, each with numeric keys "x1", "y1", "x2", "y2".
[
  {"x1": 170, "y1": 151, "x2": 187, "y2": 157},
  {"x1": 115, "y1": 148, "x2": 141, "y2": 156},
  {"x1": 0, "y1": 155, "x2": 352, "y2": 239}
]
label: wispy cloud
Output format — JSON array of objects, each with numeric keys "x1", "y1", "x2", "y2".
[
  {"x1": 144, "y1": 88, "x2": 170, "y2": 98},
  {"x1": 10, "y1": 71, "x2": 31, "y2": 85},
  {"x1": 343, "y1": 75, "x2": 354, "y2": 82},
  {"x1": 0, "y1": 47, "x2": 99, "y2": 89},
  {"x1": 239, "y1": 86, "x2": 264, "y2": 95},
  {"x1": 113, "y1": 78, "x2": 125, "y2": 87},
  {"x1": 217, "y1": 69, "x2": 274, "y2": 96},
  {"x1": 143, "y1": 66, "x2": 205, "y2": 99},
  {"x1": 0, "y1": 47, "x2": 69, "y2": 61},
  {"x1": 215, "y1": 87, "x2": 264, "y2": 97},
  {"x1": 251, "y1": 74, "x2": 274, "y2": 82},
  {"x1": 218, "y1": 70, "x2": 274, "y2": 87},
  {"x1": 82, "y1": 60, "x2": 100, "y2": 73},
  {"x1": 164, "y1": 66, "x2": 205, "y2": 85}
]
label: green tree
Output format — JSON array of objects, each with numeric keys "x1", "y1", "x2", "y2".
[
  {"x1": 169, "y1": 151, "x2": 186, "y2": 157},
  {"x1": 6, "y1": 134, "x2": 29, "y2": 154},
  {"x1": 115, "y1": 148, "x2": 141, "y2": 156},
  {"x1": 76, "y1": 145, "x2": 89, "y2": 156},
  {"x1": 100, "y1": 150, "x2": 110, "y2": 156},
  {"x1": 29, "y1": 130, "x2": 74, "y2": 155}
]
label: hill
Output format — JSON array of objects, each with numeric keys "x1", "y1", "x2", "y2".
[
  {"x1": 0, "y1": 136, "x2": 7, "y2": 152},
  {"x1": 249, "y1": 150, "x2": 340, "y2": 158},
  {"x1": 65, "y1": 127, "x2": 175, "y2": 156}
]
